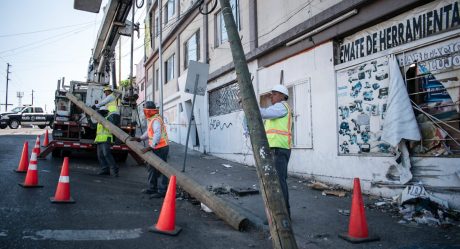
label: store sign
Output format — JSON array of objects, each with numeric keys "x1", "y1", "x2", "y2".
[
  {"x1": 339, "y1": 0, "x2": 460, "y2": 63},
  {"x1": 397, "y1": 39, "x2": 460, "y2": 69}
]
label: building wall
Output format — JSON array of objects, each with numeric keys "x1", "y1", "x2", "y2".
[
  {"x1": 179, "y1": 12, "x2": 204, "y2": 74},
  {"x1": 257, "y1": 0, "x2": 342, "y2": 46},
  {"x1": 162, "y1": 42, "x2": 179, "y2": 100},
  {"x1": 207, "y1": 0, "x2": 252, "y2": 73}
]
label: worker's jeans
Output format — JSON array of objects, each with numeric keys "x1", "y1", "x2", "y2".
[
  {"x1": 148, "y1": 146, "x2": 169, "y2": 194},
  {"x1": 97, "y1": 141, "x2": 118, "y2": 174},
  {"x1": 271, "y1": 147, "x2": 291, "y2": 216}
]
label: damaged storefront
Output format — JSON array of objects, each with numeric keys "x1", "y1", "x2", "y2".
[{"x1": 335, "y1": 0, "x2": 460, "y2": 209}]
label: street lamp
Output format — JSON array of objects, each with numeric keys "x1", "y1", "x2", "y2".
[{"x1": 73, "y1": 0, "x2": 103, "y2": 13}]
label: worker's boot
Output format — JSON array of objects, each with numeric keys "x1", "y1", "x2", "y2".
[{"x1": 112, "y1": 168, "x2": 119, "y2": 178}]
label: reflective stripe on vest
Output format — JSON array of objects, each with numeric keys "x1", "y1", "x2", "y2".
[
  {"x1": 106, "y1": 93, "x2": 118, "y2": 113},
  {"x1": 264, "y1": 102, "x2": 292, "y2": 149},
  {"x1": 147, "y1": 115, "x2": 169, "y2": 149},
  {"x1": 94, "y1": 122, "x2": 113, "y2": 143}
]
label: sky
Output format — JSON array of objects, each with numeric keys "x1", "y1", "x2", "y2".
[{"x1": 0, "y1": 0, "x2": 146, "y2": 112}]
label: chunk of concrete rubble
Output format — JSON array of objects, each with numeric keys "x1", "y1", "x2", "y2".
[{"x1": 322, "y1": 190, "x2": 347, "y2": 197}]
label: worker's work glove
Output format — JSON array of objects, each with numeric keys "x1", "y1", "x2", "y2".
[
  {"x1": 141, "y1": 147, "x2": 152, "y2": 154},
  {"x1": 129, "y1": 137, "x2": 142, "y2": 142}
]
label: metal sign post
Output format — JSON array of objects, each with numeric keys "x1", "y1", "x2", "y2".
[{"x1": 182, "y1": 61, "x2": 209, "y2": 172}]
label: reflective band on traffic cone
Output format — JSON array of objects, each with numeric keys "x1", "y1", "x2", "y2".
[
  {"x1": 339, "y1": 178, "x2": 379, "y2": 243},
  {"x1": 50, "y1": 157, "x2": 75, "y2": 203},
  {"x1": 43, "y1": 130, "x2": 49, "y2": 147},
  {"x1": 149, "y1": 175, "x2": 182, "y2": 236},
  {"x1": 15, "y1": 141, "x2": 29, "y2": 173},
  {"x1": 34, "y1": 135, "x2": 41, "y2": 155},
  {"x1": 19, "y1": 148, "x2": 43, "y2": 188}
]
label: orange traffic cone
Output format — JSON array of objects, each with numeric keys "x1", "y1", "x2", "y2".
[
  {"x1": 18, "y1": 148, "x2": 43, "y2": 188},
  {"x1": 15, "y1": 141, "x2": 29, "y2": 173},
  {"x1": 43, "y1": 130, "x2": 49, "y2": 147},
  {"x1": 148, "y1": 175, "x2": 182, "y2": 236},
  {"x1": 50, "y1": 157, "x2": 75, "y2": 203},
  {"x1": 34, "y1": 135, "x2": 41, "y2": 155},
  {"x1": 339, "y1": 178, "x2": 379, "y2": 243}
]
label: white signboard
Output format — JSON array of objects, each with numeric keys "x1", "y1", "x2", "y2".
[{"x1": 184, "y1": 61, "x2": 210, "y2": 96}]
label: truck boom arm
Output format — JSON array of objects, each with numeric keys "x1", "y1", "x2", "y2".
[{"x1": 89, "y1": 0, "x2": 133, "y2": 83}]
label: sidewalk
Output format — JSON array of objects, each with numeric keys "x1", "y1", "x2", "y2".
[{"x1": 149, "y1": 142, "x2": 460, "y2": 249}]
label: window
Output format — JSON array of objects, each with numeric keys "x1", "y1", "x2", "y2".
[
  {"x1": 400, "y1": 39, "x2": 460, "y2": 156},
  {"x1": 35, "y1": 107, "x2": 43, "y2": 113},
  {"x1": 216, "y1": 0, "x2": 239, "y2": 46},
  {"x1": 155, "y1": 13, "x2": 159, "y2": 37},
  {"x1": 24, "y1": 107, "x2": 32, "y2": 113},
  {"x1": 141, "y1": 82, "x2": 144, "y2": 91},
  {"x1": 155, "y1": 68, "x2": 159, "y2": 91},
  {"x1": 165, "y1": 54, "x2": 175, "y2": 83},
  {"x1": 184, "y1": 30, "x2": 200, "y2": 69},
  {"x1": 165, "y1": 0, "x2": 175, "y2": 24},
  {"x1": 209, "y1": 82, "x2": 241, "y2": 117}
]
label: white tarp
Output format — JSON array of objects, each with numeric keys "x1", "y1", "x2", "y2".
[{"x1": 382, "y1": 55, "x2": 421, "y2": 146}]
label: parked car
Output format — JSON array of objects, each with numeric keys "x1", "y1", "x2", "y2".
[{"x1": 0, "y1": 106, "x2": 54, "y2": 129}]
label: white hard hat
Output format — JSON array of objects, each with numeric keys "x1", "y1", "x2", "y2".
[{"x1": 272, "y1": 85, "x2": 289, "y2": 97}]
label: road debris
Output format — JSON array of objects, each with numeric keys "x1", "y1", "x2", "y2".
[
  {"x1": 308, "y1": 180, "x2": 347, "y2": 197},
  {"x1": 322, "y1": 190, "x2": 347, "y2": 197},
  {"x1": 308, "y1": 181, "x2": 330, "y2": 191},
  {"x1": 338, "y1": 209, "x2": 350, "y2": 216},
  {"x1": 230, "y1": 187, "x2": 259, "y2": 196}
]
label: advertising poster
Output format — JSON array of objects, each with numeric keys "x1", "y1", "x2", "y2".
[{"x1": 337, "y1": 56, "x2": 392, "y2": 155}]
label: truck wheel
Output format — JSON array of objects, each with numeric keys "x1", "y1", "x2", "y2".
[
  {"x1": 52, "y1": 148, "x2": 62, "y2": 158},
  {"x1": 38, "y1": 125, "x2": 46, "y2": 129},
  {"x1": 62, "y1": 150, "x2": 72, "y2": 157},
  {"x1": 9, "y1": 119, "x2": 20, "y2": 129},
  {"x1": 0, "y1": 124, "x2": 6, "y2": 129}
]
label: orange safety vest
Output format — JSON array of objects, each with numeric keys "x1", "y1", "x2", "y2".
[{"x1": 147, "y1": 115, "x2": 169, "y2": 149}]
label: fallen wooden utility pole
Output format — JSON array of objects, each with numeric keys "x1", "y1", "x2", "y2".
[
  {"x1": 66, "y1": 92, "x2": 248, "y2": 231},
  {"x1": 218, "y1": 0, "x2": 298, "y2": 248}
]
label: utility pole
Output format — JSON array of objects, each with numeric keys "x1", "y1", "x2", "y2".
[
  {"x1": 31, "y1": 90, "x2": 34, "y2": 106},
  {"x1": 129, "y1": 0, "x2": 135, "y2": 87},
  {"x1": 158, "y1": 0, "x2": 164, "y2": 117},
  {"x1": 17, "y1": 92, "x2": 24, "y2": 107},
  {"x1": 218, "y1": 1, "x2": 298, "y2": 248},
  {"x1": 5, "y1": 63, "x2": 11, "y2": 111}
]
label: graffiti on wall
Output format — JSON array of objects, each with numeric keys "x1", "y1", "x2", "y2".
[
  {"x1": 209, "y1": 82, "x2": 242, "y2": 117},
  {"x1": 209, "y1": 118, "x2": 233, "y2": 130},
  {"x1": 337, "y1": 56, "x2": 392, "y2": 154}
]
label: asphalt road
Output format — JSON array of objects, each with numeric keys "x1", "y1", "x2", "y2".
[{"x1": 0, "y1": 128, "x2": 271, "y2": 249}]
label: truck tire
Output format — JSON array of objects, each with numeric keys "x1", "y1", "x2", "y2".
[
  {"x1": 9, "y1": 119, "x2": 20, "y2": 129},
  {"x1": 52, "y1": 148, "x2": 62, "y2": 158},
  {"x1": 0, "y1": 124, "x2": 6, "y2": 129},
  {"x1": 38, "y1": 125, "x2": 46, "y2": 129}
]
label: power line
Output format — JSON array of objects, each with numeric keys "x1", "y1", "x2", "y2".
[
  {"x1": 0, "y1": 25, "x2": 93, "y2": 57},
  {"x1": 0, "y1": 24, "x2": 93, "y2": 55},
  {"x1": 0, "y1": 21, "x2": 97, "y2": 38}
]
